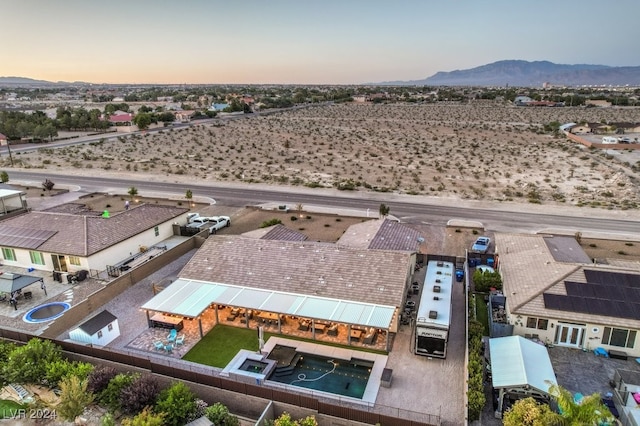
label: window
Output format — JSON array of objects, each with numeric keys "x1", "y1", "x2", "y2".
[
  {"x1": 526, "y1": 317, "x2": 548, "y2": 330},
  {"x1": 29, "y1": 251, "x2": 45, "y2": 265},
  {"x1": 107, "y1": 324, "x2": 113, "y2": 332},
  {"x1": 97, "y1": 330, "x2": 103, "y2": 339},
  {"x1": 603, "y1": 327, "x2": 636, "y2": 348},
  {"x1": 154, "y1": 226, "x2": 159, "y2": 237},
  {"x1": 69, "y1": 256, "x2": 81, "y2": 266},
  {"x1": 2, "y1": 248, "x2": 16, "y2": 261}
]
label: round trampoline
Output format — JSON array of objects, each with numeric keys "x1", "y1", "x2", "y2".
[{"x1": 23, "y1": 302, "x2": 70, "y2": 323}]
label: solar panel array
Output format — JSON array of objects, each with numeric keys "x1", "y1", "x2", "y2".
[{"x1": 543, "y1": 270, "x2": 640, "y2": 320}]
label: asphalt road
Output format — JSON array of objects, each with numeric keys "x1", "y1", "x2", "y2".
[{"x1": 7, "y1": 170, "x2": 639, "y2": 238}]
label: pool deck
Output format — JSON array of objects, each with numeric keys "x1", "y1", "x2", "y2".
[{"x1": 261, "y1": 337, "x2": 388, "y2": 406}]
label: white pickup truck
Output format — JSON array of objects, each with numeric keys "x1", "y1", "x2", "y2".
[{"x1": 186, "y1": 215, "x2": 231, "y2": 234}]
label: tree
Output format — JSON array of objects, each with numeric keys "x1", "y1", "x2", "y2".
[
  {"x1": 56, "y1": 375, "x2": 94, "y2": 421},
  {"x1": 2, "y1": 338, "x2": 62, "y2": 384},
  {"x1": 472, "y1": 269, "x2": 502, "y2": 292},
  {"x1": 45, "y1": 359, "x2": 93, "y2": 387},
  {"x1": 503, "y1": 397, "x2": 560, "y2": 426},
  {"x1": 273, "y1": 412, "x2": 318, "y2": 426},
  {"x1": 0, "y1": 171, "x2": 8, "y2": 183},
  {"x1": 185, "y1": 189, "x2": 193, "y2": 204},
  {"x1": 99, "y1": 372, "x2": 138, "y2": 413},
  {"x1": 133, "y1": 112, "x2": 152, "y2": 130},
  {"x1": 154, "y1": 381, "x2": 198, "y2": 426},
  {"x1": 548, "y1": 384, "x2": 614, "y2": 426},
  {"x1": 128, "y1": 186, "x2": 138, "y2": 200},
  {"x1": 296, "y1": 203, "x2": 304, "y2": 218},
  {"x1": 205, "y1": 402, "x2": 239, "y2": 426},
  {"x1": 379, "y1": 203, "x2": 390, "y2": 217}
]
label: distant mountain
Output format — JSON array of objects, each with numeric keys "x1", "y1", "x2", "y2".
[
  {"x1": 380, "y1": 60, "x2": 640, "y2": 87},
  {"x1": 0, "y1": 76, "x2": 89, "y2": 87}
]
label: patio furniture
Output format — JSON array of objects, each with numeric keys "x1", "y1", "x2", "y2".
[
  {"x1": 164, "y1": 343, "x2": 173, "y2": 353},
  {"x1": 609, "y1": 349, "x2": 628, "y2": 360},
  {"x1": 350, "y1": 329, "x2": 362, "y2": 341},
  {"x1": 167, "y1": 329, "x2": 177, "y2": 342},
  {"x1": 594, "y1": 347, "x2": 609, "y2": 358},
  {"x1": 363, "y1": 329, "x2": 377, "y2": 345},
  {"x1": 314, "y1": 323, "x2": 326, "y2": 334},
  {"x1": 23, "y1": 291, "x2": 32, "y2": 300},
  {"x1": 327, "y1": 324, "x2": 338, "y2": 336},
  {"x1": 298, "y1": 320, "x2": 309, "y2": 331},
  {"x1": 153, "y1": 341, "x2": 164, "y2": 351},
  {"x1": 175, "y1": 335, "x2": 185, "y2": 345}
]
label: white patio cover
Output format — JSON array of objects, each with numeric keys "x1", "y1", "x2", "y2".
[
  {"x1": 490, "y1": 335, "x2": 557, "y2": 394},
  {"x1": 141, "y1": 278, "x2": 396, "y2": 329}
]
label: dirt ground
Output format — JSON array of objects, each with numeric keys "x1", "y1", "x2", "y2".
[{"x1": 7, "y1": 103, "x2": 640, "y2": 210}]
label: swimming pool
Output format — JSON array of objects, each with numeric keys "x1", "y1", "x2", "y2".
[{"x1": 267, "y1": 346, "x2": 372, "y2": 399}]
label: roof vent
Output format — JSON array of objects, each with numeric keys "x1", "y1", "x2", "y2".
[
  {"x1": 436, "y1": 271, "x2": 442, "y2": 275},
  {"x1": 433, "y1": 285, "x2": 441, "y2": 293},
  {"x1": 437, "y1": 261, "x2": 443, "y2": 267},
  {"x1": 433, "y1": 296, "x2": 439, "y2": 301},
  {"x1": 429, "y1": 310, "x2": 438, "y2": 319},
  {"x1": 435, "y1": 279, "x2": 442, "y2": 283}
]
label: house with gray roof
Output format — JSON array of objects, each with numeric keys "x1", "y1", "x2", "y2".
[
  {"x1": 495, "y1": 233, "x2": 640, "y2": 357},
  {"x1": 0, "y1": 203, "x2": 189, "y2": 274},
  {"x1": 337, "y1": 218, "x2": 423, "y2": 252}
]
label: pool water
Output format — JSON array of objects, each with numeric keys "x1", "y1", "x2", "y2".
[
  {"x1": 267, "y1": 350, "x2": 372, "y2": 399},
  {"x1": 239, "y1": 359, "x2": 268, "y2": 373}
]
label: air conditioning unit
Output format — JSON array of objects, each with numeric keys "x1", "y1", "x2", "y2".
[
  {"x1": 429, "y1": 310, "x2": 438, "y2": 319},
  {"x1": 433, "y1": 285, "x2": 441, "y2": 293},
  {"x1": 437, "y1": 261, "x2": 443, "y2": 267},
  {"x1": 433, "y1": 296, "x2": 440, "y2": 301},
  {"x1": 435, "y1": 279, "x2": 442, "y2": 283}
]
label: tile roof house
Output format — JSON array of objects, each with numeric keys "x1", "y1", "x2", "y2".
[
  {"x1": 241, "y1": 224, "x2": 308, "y2": 242},
  {"x1": 337, "y1": 218, "x2": 423, "y2": 252},
  {"x1": 495, "y1": 233, "x2": 640, "y2": 356},
  {"x1": 0, "y1": 204, "x2": 188, "y2": 274},
  {"x1": 179, "y1": 235, "x2": 414, "y2": 309}
]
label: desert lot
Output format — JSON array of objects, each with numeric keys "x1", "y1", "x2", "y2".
[{"x1": 7, "y1": 103, "x2": 640, "y2": 210}]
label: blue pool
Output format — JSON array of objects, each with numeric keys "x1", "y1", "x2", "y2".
[{"x1": 267, "y1": 345, "x2": 372, "y2": 399}]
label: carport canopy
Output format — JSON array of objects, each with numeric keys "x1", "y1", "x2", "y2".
[
  {"x1": 141, "y1": 278, "x2": 396, "y2": 329},
  {"x1": 490, "y1": 335, "x2": 557, "y2": 395}
]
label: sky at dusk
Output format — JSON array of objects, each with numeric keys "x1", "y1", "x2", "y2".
[{"x1": 3, "y1": 0, "x2": 639, "y2": 85}]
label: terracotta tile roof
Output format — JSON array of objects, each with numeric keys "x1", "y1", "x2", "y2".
[
  {"x1": 337, "y1": 218, "x2": 422, "y2": 251},
  {"x1": 179, "y1": 235, "x2": 412, "y2": 307},
  {"x1": 0, "y1": 204, "x2": 187, "y2": 256}
]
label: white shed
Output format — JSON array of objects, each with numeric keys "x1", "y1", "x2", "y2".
[{"x1": 69, "y1": 310, "x2": 119, "y2": 346}]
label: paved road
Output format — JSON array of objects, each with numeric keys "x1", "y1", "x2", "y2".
[{"x1": 8, "y1": 170, "x2": 639, "y2": 238}]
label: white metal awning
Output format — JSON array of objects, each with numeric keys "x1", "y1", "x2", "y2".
[
  {"x1": 490, "y1": 336, "x2": 557, "y2": 395},
  {"x1": 141, "y1": 278, "x2": 396, "y2": 329}
]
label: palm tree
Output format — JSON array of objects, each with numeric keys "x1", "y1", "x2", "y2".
[{"x1": 548, "y1": 384, "x2": 614, "y2": 426}]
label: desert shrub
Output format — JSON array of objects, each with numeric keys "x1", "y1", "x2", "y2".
[
  {"x1": 306, "y1": 215, "x2": 312, "y2": 219},
  {"x1": 472, "y1": 229, "x2": 479, "y2": 235},
  {"x1": 57, "y1": 375, "x2": 94, "y2": 421},
  {"x1": 154, "y1": 381, "x2": 198, "y2": 426},
  {"x1": 290, "y1": 216, "x2": 298, "y2": 221},
  {"x1": 122, "y1": 407, "x2": 165, "y2": 426},
  {"x1": 45, "y1": 359, "x2": 93, "y2": 387},
  {"x1": 324, "y1": 224, "x2": 330, "y2": 227},
  {"x1": 205, "y1": 402, "x2": 239, "y2": 426},
  {"x1": 260, "y1": 218, "x2": 282, "y2": 228},
  {"x1": 625, "y1": 242, "x2": 634, "y2": 246},
  {"x1": 2, "y1": 338, "x2": 62, "y2": 385},
  {"x1": 100, "y1": 372, "x2": 138, "y2": 413},
  {"x1": 87, "y1": 365, "x2": 118, "y2": 394},
  {"x1": 120, "y1": 374, "x2": 161, "y2": 415}
]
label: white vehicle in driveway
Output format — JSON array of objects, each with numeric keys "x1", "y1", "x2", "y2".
[{"x1": 206, "y1": 216, "x2": 231, "y2": 233}]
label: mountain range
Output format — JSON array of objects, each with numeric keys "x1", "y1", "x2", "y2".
[{"x1": 380, "y1": 60, "x2": 640, "y2": 87}]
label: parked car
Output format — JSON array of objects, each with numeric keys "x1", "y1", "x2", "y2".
[
  {"x1": 207, "y1": 216, "x2": 231, "y2": 232},
  {"x1": 471, "y1": 236, "x2": 491, "y2": 254}
]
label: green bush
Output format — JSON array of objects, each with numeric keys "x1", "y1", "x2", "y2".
[
  {"x1": 99, "y1": 372, "x2": 138, "y2": 413},
  {"x1": 473, "y1": 269, "x2": 502, "y2": 292},
  {"x1": 205, "y1": 402, "x2": 239, "y2": 426},
  {"x1": 154, "y1": 381, "x2": 198, "y2": 426},
  {"x1": 45, "y1": 359, "x2": 93, "y2": 387},
  {"x1": 2, "y1": 338, "x2": 62, "y2": 385},
  {"x1": 260, "y1": 218, "x2": 282, "y2": 228},
  {"x1": 57, "y1": 375, "x2": 94, "y2": 421}
]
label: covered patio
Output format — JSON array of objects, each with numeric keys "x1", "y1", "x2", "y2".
[{"x1": 141, "y1": 278, "x2": 396, "y2": 352}]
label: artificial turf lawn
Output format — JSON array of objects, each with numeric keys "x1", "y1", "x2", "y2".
[
  {"x1": 182, "y1": 324, "x2": 386, "y2": 368},
  {"x1": 0, "y1": 399, "x2": 25, "y2": 419},
  {"x1": 474, "y1": 293, "x2": 490, "y2": 335}
]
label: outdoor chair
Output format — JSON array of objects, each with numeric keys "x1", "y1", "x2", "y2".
[
  {"x1": 153, "y1": 341, "x2": 164, "y2": 351},
  {"x1": 167, "y1": 329, "x2": 177, "y2": 342},
  {"x1": 164, "y1": 343, "x2": 173, "y2": 353},
  {"x1": 327, "y1": 324, "x2": 338, "y2": 336},
  {"x1": 175, "y1": 334, "x2": 185, "y2": 346}
]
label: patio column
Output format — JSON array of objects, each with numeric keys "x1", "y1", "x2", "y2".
[
  {"x1": 198, "y1": 318, "x2": 203, "y2": 338},
  {"x1": 145, "y1": 311, "x2": 151, "y2": 328},
  {"x1": 311, "y1": 319, "x2": 316, "y2": 340},
  {"x1": 348, "y1": 324, "x2": 352, "y2": 345},
  {"x1": 214, "y1": 305, "x2": 219, "y2": 324},
  {"x1": 385, "y1": 330, "x2": 390, "y2": 352}
]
